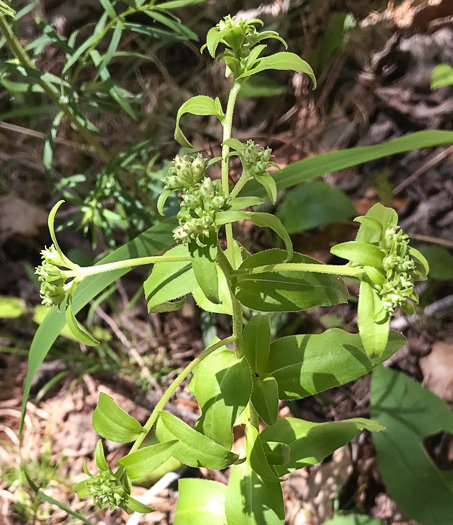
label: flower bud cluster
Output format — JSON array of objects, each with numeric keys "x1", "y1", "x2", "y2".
[
  {"x1": 35, "y1": 245, "x2": 77, "y2": 307},
  {"x1": 241, "y1": 140, "x2": 275, "y2": 178},
  {"x1": 84, "y1": 470, "x2": 129, "y2": 511},
  {"x1": 374, "y1": 227, "x2": 417, "y2": 314},
  {"x1": 163, "y1": 154, "x2": 207, "y2": 192},
  {"x1": 173, "y1": 178, "x2": 229, "y2": 245},
  {"x1": 216, "y1": 15, "x2": 260, "y2": 55}
]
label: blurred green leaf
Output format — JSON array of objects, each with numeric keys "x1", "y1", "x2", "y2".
[
  {"x1": 277, "y1": 181, "x2": 356, "y2": 233},
  {"x1": 358, "y1": 280, "x2": 389, "y2": 358},
  {"x1": 431, "y1": 64, "x2": 453, "y2": 89},
  {"x1": 370, "y1": 366, "x2": 453, "y2": 525},
  {"x1": 0, "y1": 296, "x2": 26, "y2": 318},
  {"x1": 189, "y1": 235, "x2": 220, "y2": 304},
  {"x1": 225, "y1": 462, "x2": 284, "y2": 525},
  {"x1": 174, "y1": 479, "x2": 227, "y2": 525},
  {"x1": 324, "y1": 515, "x2": 384, "y2": 525},
  {"x1": 240, "y1": 131, "x2": 453, "y2": 199},
  {"x1": 417, "y1": 245, "x2": 453, "y2": 281}
]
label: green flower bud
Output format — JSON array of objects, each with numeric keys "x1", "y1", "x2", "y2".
[{"x1": 191, "y1": 154, "x2": 207, "y2": 181}]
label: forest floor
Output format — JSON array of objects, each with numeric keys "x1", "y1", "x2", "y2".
[{"x1": 1, "y1": 0, "x2": 453, "y2": 524}]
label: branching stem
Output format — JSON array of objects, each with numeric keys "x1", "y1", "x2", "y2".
[{"x1": 129, "y1": 335, "x2": 236, "y2": 453}]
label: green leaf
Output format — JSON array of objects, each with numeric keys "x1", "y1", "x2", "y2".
[
  {"x1": 356, "y1": 203, "x2": 397, "y2": 242},
  {"x1": 126, "y1": 496, "x2": 155, "y2": 514},
  {"x1": 225, "y1": 462, "x2": 285, "y2": 525},
  {"x1": 370, "y1": 366, "x2": 453, "y2": 525},
  {"x1": 43, "y1": 111, "x2": 64, "y2": 171},
  {"x1": 229, "y1": 197, "x2": 264, "y2": 210},
  {"x1": 89, "y1": 49, "x2": 136, "y2": 119},
  {"x1": 175, "y1": 95, "x2": 224, "y2": 149},
  {"x1": 431, "y1": 64, "x2": 453, "y2": 89},
  {"x1": 358, "y1": 280, "x2": 389, "y2": 358},
  {"x1": 118, "y1": 440, "x2": 179, "y2": 480},
  {"x1": 0, "y1": 296, "x2": 26, "y2": 318},
  {"x1": 189, "y1": 236, "x2": 220, "y2": 304},
  {"x1": 94, "y1": 439, "x2": 109, "y2": 471},
  {"x1": 192, "y1": 266, "x2": 233, "y2": 315},
  {"x1": 0, "y1": 0, "x2": 15, "y2": 17},
  {"x1": 251, "y1": 376, "x2": 279, "y2": 426},
  {"x1": 145, "y1": 9, "x2": 197, "y2": 41},
  {"x1": 233, "y1": 249, "x2": 348, "y2": 312},
  {"x1": 246, "y1": 425, "x2": 279, "y2": 482},
  {"x1": 416, "y1": 245, "x2": 453, "y2": 281},
  {"x1": 331, "y1": 241, "x2": 384, "y2": 268},
  {"x1": 255, "y1": 173, "x2": 277, "y2": 204},
  {"x1": 240, "y1": 131, "x2": 453, "y2": 199},
  {"x1": 260, "y1": 416, "x2": 383, "y2": 476},
  {"x1": 216, "y1": 211, "x2": 293, "y2": 261},
  {"x1": 174, "y1": 479, "x2": 227, "y2": 525},
  {"x1": 191, "y1": 349, "x2": 252, "y2": 448},
  {"x1": 262, "y1": 442, "x2": 290, "y2": 466},
  {"x1": 157, "y1": 0, "x2": 205, "y2": 8},
  {"x1": 324, "y1": 514, "x2": 385, "y2": 525},
  {"x1": 243, "y1": 314, "x2": 271, "y2": 374},
  {"x1": 238, "y1": 52, "x2": 316, "y2": 89},
  {"x1": 143, "y1": 244, "x2": 196, "y2": 313},
  {"x1": 93, "y1": 392, "x2": 144, "y2": 443},
  {"x1": 65, "y1": 301, "x2": 100, "y2": 347},
  {"x1": 277, "y1": 181, "x2": 356, "y2": 233},
  {"x1": 155, "y1": 411, "x2": 238, "y2": 469},
  {"x1": 99, "y1": 0, "x2": 116, "y2": 18},
  {"x1": 264, "y1": 328, "x2": 405, "y2": 399}
]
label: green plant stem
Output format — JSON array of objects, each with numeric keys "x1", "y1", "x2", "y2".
[
  {"x1": 221, "y1": 81, "x2": 242, "y2": 264},
  {"x1": 74, "y1": 255, "x2": 190, "y2": 279},
  {"x1": 217, "y1": 248, "x2": 245, "y2": 358},
  {"x1": 129, "y1": 335, "x2": 236, "y2": 453},
  {"x1": 229, "y1": 172, "x2": 250, "y2": 199},
  {"x1": 234, "y1": 262, "x2": 365, "y2": 278},
  {"x1": 0, "y1": 14, "x2": 111, "y2": 163}
]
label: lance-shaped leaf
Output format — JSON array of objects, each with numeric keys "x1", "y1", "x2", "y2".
[
  {"x1": 246, "y1": 425, "x2": 279, "y2": 482},
  {"x1": 175, "y1": 95, "x2": 224, "y2": 149},
  {"x1": 143, "y1": 244, "x2": 195, "y2": 313},
  {"x1": 93, "y1": 393, "x2": 144, "y2": 443},
  {"x1": 243, "y1": 314, "x2": 271, "y2": 374},
  {"x1": 65, "y1": 301, "x2": 99, "y2": 346},
  {"x1": 174, "y1": 479, "x2": 227, "y2": 525},
  {"x1": 260, "y1": 417, "x2": 383, "y2": 476},
  {"x1": 216, "y1": 211, "x2": 293, "y2": 261},
  {"x1": 371, "y1": 366, "x2": 453, "y2": 525},
  {"x1": 262, "y1": 441, "x2": 291, "y2": 466},
  {"x1": 251, "y1": 376, "x2": 279, "y2": 426},
  {"x1": 238, "y1": 52, "x2": 316, "y2": 88},
  {"x1": 155, "y1": 411, "x2": 238, "y2": 469},
  {"x1": 117, "y1": 440, "x2": 179, "y2": 480},
  {"x1": 331, "y1": 241, "x2": 384, "y2": 269},
  {"x1": 358, "y1": 280, "x2": 389, "y2": 357},
  {"x1": 190, "y1": 348, "x2": 252, "y2": 448},
  {"x1": 192, "y1": 266, "x2": 233, "y2": 315},
  {"x1": 264, "y1": 328, "x2": 405, "y2": 399},
  {"x1": 189, "y1": 235, "x2": 220, "y2": 304},
  {"x1": 225, "y1": 462, "x2": 285, "y2": 525},
  {"x1": 233, "y1": 249, "x2": 348, "y2": 312}
]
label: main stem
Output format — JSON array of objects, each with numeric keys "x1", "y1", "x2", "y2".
[
  {"x1": 129, "y1": 335, "x2": 236, "y2": 453},
  {"x1": 221, "y1": 81, "x2": 242, "y2": 264}
]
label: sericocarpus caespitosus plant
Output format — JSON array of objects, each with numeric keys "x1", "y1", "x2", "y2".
[{"x1": 35, "y1": 15, "x2": 428, "y2": 522}]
